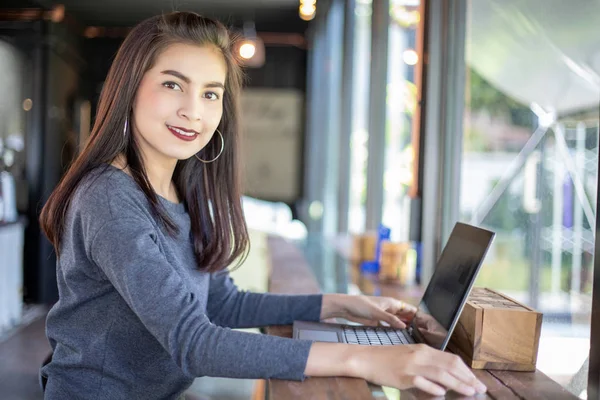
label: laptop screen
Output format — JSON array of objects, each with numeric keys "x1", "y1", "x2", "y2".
[{"x1": 410, "y1": 223, "x2": 495, "y2": 350}]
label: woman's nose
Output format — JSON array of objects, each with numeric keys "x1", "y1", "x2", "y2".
[{"x1": 179, "y1": 97, "x2": 204, "y2": 121}]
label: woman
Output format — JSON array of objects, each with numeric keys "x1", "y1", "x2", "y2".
[{"x1": 39, "y1": 12, "x2": 486, "y2": 399}]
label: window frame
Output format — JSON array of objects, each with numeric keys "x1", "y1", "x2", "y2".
[
  {"x1": 418, "y1": 0, "x2": 467, "y2": 284},
  {"x1": 589, "y1": 134, "x2": 600, "y2": 397}
]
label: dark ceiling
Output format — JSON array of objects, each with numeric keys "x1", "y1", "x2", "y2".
[{"x1": 5, "y1": 0, "x2": 310, "y2": 33}]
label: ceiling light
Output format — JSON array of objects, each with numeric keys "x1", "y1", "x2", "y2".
[
  {"x1": 22, "y1": 99, "x2": 33, "y2": 111},
  {"x1": 299, "y1": 3, "x2": 316, "y2": 21},
  {"x1": 300, "y1": 3, "x2": 316, "y2": 13},
  {"x1": 239, "y1": 42, "x2": 256, "y2": 59},
  {"x1": 237, "y1": 21, "x2": 265, "y2": 67},
  {"x1": 402, "y1": 49, "x2": 419, "y2": 66},
  {"x1": 50, "y1": 4, "x2": 64, "y2": 23}
]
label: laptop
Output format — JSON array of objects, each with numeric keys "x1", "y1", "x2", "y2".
[{"x1": 293, "y1": 222, "x2": 495, "y2": 350}]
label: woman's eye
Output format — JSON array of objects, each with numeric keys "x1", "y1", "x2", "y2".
[
  {"x1": 162, "y1": 81, "x2": 182, "y2": 91},
  {"x1": 204, "y1": 92, "x2": 220, "y2": 101}
]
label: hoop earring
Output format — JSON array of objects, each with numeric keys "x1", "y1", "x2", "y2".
[
  {"x1": 195, "y1": 129, "x2": 224, "y2": 164},
  {"x1": 123, "y1": 116, "x2": 129, "y2": 138}
]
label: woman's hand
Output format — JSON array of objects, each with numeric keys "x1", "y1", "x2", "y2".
[
  {"x1": 321, "y1": 294, "x2": 417, "y2": 329},
  {"x1": 351, "y1": 343, "x2": 487, "y2": 396},
  {"x1": 306, "y1": 342, "x2": 487, "y2": 397}
]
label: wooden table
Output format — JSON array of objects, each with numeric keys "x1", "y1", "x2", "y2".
[{"x1": 265, "y1": 236, "x2": 578, "y2": 400}]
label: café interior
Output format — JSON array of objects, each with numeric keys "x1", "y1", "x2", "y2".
[{"x1": 1, "y1": 0, "x2": 600, "y2": 399}]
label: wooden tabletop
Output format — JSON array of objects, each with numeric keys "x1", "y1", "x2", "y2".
[{"x1": 265, "y1": 236, "x2": 578, "y2": 400}]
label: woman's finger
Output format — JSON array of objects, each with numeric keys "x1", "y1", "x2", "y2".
[
  {"x1": 437, "y1": 352, "x2": 487, "y2": 393},
  {"x1": 345, "y1": 316, "x2": 379, "y2": 326},
  {"x1": 395, "y1": 309, "x2": 416, "y2": 318},
  {"x1": 383, "y1": 298, "x2": 406, "y2": 313},
  {"x1": 382, "y1": 298, "x2": 417, "y2": 316},
  {"x1": 373, "y1": 308, "x2": 406, "y2": 329},
  {"x1": 395, "y1": 301, "x2": 417, "y2": 314},
  {"x1": 418, "y1": 366, "x2": 477, "y2": 397},
  {"x1": 410, "y1": 375, "x2": 447, "y2": 397}
]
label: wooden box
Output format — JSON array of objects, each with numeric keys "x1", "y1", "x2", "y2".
[{"x1": 447, "y1": 288, "x2": 543, "y2": 371}]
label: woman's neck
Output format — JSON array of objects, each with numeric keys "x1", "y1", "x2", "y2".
[
  {"x1": 146, "y1": 161, "x2": 178, "y2": 203},
  {"x1": 112, "y1": 155, "x2": 179, "y2": 203}
]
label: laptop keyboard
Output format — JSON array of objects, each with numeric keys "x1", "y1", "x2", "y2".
[{"x1": 342, "y1": 326, "x2": 415, "y2": 346}]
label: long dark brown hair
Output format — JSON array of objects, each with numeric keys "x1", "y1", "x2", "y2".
[{"x1": 40, "y1": 12, "x2": 249, "y2": 272}]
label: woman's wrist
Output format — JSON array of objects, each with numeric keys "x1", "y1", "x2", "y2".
[
  {"x1": 320, "y1": 293, "x2": 347, "y2": 320},
  {"x1": 305, "y1": 342, "x2": 364, "y2": 378},
  {"x1": 344, "y1": 344, "x2": 368, "y2": 378}
]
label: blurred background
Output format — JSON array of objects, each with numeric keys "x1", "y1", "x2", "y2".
[{"x1": 0, "y1": 0, "x2": 599, "y2": 399}]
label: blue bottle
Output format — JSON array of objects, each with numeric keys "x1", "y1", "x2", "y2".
[{"x1": 360, "y1": 224, "x2": 391, "y2": 274}]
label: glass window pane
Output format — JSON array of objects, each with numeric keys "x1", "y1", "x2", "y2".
[
  {"x1": 348, "y1": 0, "x2": 373, "y2": 234},
  {"x1": 462, "y1": 1, "x2": 599, "y2": 396},
  {"x1": 381, "y1": 0, "x2": 421, "y2": 241}
]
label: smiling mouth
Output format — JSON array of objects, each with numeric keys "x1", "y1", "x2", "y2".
[{"x1": 166, "y1": 124, "x2": 200, "y2": 137}]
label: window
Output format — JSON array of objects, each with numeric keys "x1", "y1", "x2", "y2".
[
  {"x1": 347, "y1": 0, "x2": 373, "y2": 234},
  {"x1": 380, "y1": 0, "x2": 422, "y2": 240},
  {"x1": 461, "y1": 1, "x2": 599, "y2": 396}
]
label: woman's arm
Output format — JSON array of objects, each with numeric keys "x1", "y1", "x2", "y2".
[
  {"x1": 207, "y1": 276, "x2": 415, "y2": 329},
  {"x1": 206, "y1": 271, "x2": 322, "y2": 328}
]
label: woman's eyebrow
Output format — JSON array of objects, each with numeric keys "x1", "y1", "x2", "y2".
[
  {"x1": 161, "y1": 69, "x2": 190, "y2": 83},
  {"x1": 205, "y1": 82, "x2": 225, "y2": 90}
]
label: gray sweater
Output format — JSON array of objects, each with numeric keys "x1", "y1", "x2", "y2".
[{"x1": 42, "y1": 164, "x2": 322, "y2": 399}]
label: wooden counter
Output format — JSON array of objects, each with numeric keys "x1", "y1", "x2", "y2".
[{"x1": 265, "y1": 236, "x2": 578, "y2": 400}]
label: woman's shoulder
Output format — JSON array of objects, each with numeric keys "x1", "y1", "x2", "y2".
[{"x1": 72, "y1": 164, "x2": 152, "y2": 223}]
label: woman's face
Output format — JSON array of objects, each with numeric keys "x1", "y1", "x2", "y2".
[{"x1": 131, "y1": 43, "x2": 227, "y2": 165}]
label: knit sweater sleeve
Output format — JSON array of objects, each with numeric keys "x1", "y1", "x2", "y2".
[{"x1": 206, "y1": 270, "x2": 322, "y2": 328}]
